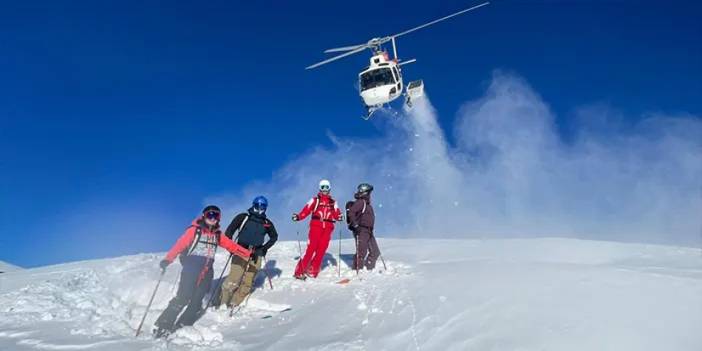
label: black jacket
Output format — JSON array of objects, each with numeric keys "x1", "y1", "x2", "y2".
[{"x1": 225, "y1": 208, "x2": 278, "y2": 252}]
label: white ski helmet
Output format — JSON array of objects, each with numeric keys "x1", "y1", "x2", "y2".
[{"x1": 319, "y1": 179, "x2": 331, "y2": 192}]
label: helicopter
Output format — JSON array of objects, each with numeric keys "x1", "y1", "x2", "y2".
[{"x1": 306, "y1": 2, "x2": 490, "y2": 119}]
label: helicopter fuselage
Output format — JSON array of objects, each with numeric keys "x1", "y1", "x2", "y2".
[{"x1": 358, "y1": 53, "x2": 403, "y2": 108}]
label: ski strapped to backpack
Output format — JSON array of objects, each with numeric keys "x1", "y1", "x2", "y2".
[
  {"x1": 233, "y1": 214, "x2": 251, "y2": 259},
  {"x1": 230, "y1": 214, "x2": 253, "y2": 259},
  {"x1": 233, "y1": 214, "x2": 250, "y2": 242}
]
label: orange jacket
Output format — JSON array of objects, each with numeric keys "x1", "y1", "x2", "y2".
[{"x1": 165, "y1": 217, "x2": 251, "y2": 263}]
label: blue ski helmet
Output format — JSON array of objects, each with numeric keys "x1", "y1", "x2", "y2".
[{"x1": 252, "y1": 196, "x2": 268, "y2": 213}]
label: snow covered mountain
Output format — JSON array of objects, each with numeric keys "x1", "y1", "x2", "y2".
[
  {"x1": 0, "y1": 261, "x2": 22, "y2": 274},
  {"x1": 1, "y1": 238, "x2": 700, "y2": 351}
]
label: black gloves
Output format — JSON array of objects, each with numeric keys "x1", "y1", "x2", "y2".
[
  {"x1": 291, "y1": 213, "x2": 299, "y2": 221},
  {"x1": 159, "y1": 259, "x2": 170, "y2": 272}
]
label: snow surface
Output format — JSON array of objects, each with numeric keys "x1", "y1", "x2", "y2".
[
  {"x1": 1, "y1": 238, "x2": 701, "y2": 351},
  {"x1": 0, "y1": 261, "x2": 22, "y2": 274}
]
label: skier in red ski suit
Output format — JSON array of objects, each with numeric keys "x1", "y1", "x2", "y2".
[{"x1": 292, "y1": 179, "x2": 342, "y2": 279}]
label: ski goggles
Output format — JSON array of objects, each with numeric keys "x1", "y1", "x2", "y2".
[
  {"x1": 253, "y1": 204, "x2": 267, "y2": 212},
  {"x1": 205, "y1": 210, "x2": 221, "y2": 220},
  {"x1": 320, "y1": 184, "x2": 330, "y2": 191}
]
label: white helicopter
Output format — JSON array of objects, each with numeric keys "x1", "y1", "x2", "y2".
[{"x1": 306, "y1": 2, "x2": 490, "y2": 119}]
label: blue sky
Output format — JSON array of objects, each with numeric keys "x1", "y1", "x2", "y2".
[{"x1": 1, "y1": 0, "x2": 700, "y2": 267}]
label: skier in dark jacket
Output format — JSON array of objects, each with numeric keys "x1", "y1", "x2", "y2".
[
  {"x1": 218, "y1": 196, "x2": 278, "y2": 308},
  {"x1": 154, "y1": 205, "x2": 251, "y2": 337},
  {"x1": 348, "y1": 183, "x2": 380, "y2": 270}
]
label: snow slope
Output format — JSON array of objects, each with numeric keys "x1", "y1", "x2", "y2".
[
  {"x1": 0, "y1": 261, "x2": 22, "y2": 274},
  {"x1": 1, "y1": 238, "x2": 701, "y2": 351}
]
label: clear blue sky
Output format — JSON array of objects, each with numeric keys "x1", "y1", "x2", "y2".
[{"x1": 1, "y1": 0, "x2": 700, "y2": 267}]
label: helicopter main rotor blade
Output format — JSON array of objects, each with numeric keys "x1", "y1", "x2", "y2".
[
  {"x1": 392, "y1": 1, "x2": 490, "y2": 40},
  {"x1": 305, "y1": 45, "x2": 368, "y2": 70},
  {"x1": 324, "y1": 44, "x2": 367, "y2": 53}
]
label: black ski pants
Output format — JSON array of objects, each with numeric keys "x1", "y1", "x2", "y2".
[
  {"x1": 154, "y1": 257, "x2": 213, "y2": 331},
  {"x1": 353, "y1": 227, "x2": 380, "y2": 270}
]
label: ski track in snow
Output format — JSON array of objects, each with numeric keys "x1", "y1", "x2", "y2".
[
  {"x1": 405, "y1": 291, "x2": 421, "y2": 351},
  {"x1": 16, "y1": 338, "x2": 125, "y2": 350},
  {"x1": 1, "y1": 238, "x2": 701, "y2": 350}
]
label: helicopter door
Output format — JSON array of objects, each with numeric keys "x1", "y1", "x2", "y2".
[{"x1": 392, "y1": 66, "x2": 402, "y2": 93}]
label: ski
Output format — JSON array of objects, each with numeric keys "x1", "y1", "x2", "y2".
[
  {"x1": 336, "y1": 278, "x2": 351, "y2": 284},
  {"x1": 261, "y1": 307, "x2": 292, "y2": 319}
]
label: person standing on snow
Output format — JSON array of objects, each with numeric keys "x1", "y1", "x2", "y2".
[
  {"x1": 154, "y1": 205, "x2": 251, "y2": 337},
  {"x1": 348, "y1": 183, "x2": 380, "y2": 271},
  {"x1": 217, "y1": 196, "x2": 278, "y2": 308},
  {"x1": 292, "y1": 179, "x2": 342, "y2": 279}
]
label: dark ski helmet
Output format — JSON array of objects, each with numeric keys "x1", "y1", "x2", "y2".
[
  {"x1": 202, "y1": 205, "x2": 221, "y2": 221},
  {"x1": 252, "y1": 196, "x2": 268, "y2": 214},
  {"x1": 356, "y1": 183, "x2": 373, "y2": 194},
  {"x1": 202, "y1": 205, "x2": 221, "y2": 214}
]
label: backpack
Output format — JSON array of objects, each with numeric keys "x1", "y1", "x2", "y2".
[
  {"x1": 345, "y1": 199, "x2": 366, "y2": 231},
  {"x1": 184, "y1": 214, "x2": 250, "y2": 259},
  {"x1": 232, "y1": 214, "x2": 250, "y2": 242},
  {"x1": 181, "y1": 225, "x2": 221, "y2": 262},
  {"x1": 313, "y1": 195, "x2": 335, "y2": 213}
]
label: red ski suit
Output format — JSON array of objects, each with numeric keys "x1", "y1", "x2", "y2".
[{"x1": 294, "y1": 193, "x2": 342, "y2": 277}]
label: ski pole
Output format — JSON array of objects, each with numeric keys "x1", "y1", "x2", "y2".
[
  {"x1": 262, "y1": 256, "x2": 274, "y2": 290},
  {"x1": 228, "y1": 254, "x2": 254, "y2": 317},
  {"x1": 337, "y1": 227, "x2": 342, "y2": 278},
  {"x1": 295, "y1": 224, "x2": 303, "y2": 259},
  {"x1": 230, "y1": 277, "x2": 256, "y2": 317},
  {"x1": 169, "y1": 266, "x2": 181, "y2": 294},
  {"x1": 355, "y1": 233, "x2": 360, "y2": 276},
  {"x1": 373, "y1": 234, "x2": 388, "y2": 271},
  {"x1": 204, "y1": 253, "x2": 233, "y2": 311},
  {"x1": 135, "y1": 269, "x2": 165, "y2": 337}
]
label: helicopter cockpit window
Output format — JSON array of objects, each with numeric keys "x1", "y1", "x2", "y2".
[{"x1": 360, "y1": 68, "x2": 395, "y2": 91}]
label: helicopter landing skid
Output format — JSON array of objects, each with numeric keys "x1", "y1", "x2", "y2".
[
  {"x1": 362, "y1": 104, "x2": 404, "y2": 120},
  {"x1": 362, "y1": 105, "x2": 380, "y2": 120}
]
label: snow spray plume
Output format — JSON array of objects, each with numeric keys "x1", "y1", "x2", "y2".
[{"x1": 210, "y1": 72, "x2": 702, "y2": 246}]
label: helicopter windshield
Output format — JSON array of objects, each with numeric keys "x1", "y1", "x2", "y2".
[{"x1": 360, "y1": 68, "x2": 395, "y2": 91}]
